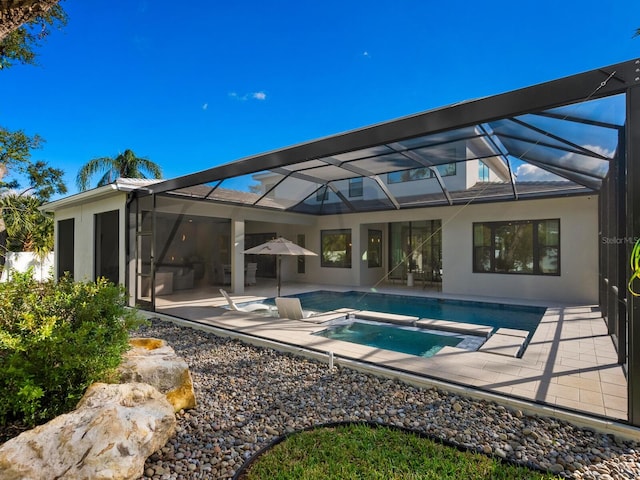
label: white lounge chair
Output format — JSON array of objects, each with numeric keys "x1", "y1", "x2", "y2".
[
  {"x1": 219, "y1": 289, "x2": 272, "y2": 313},
  {"x1": 275, "y1": 297, "x2": 316, "y2": 320}
]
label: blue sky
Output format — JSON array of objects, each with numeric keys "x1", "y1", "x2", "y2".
[{"x1": 1, "y1": 0, "x2": 638, "y2": 196}]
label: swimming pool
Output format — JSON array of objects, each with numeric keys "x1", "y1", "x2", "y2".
[
  {"x1": 277, "y1": 290, "x2": 545, "y2": 336},
  {"x1": 314, "y1": 320, "x2": 482, "y2": 358}
]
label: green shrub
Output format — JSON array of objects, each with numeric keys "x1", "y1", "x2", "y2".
[{"x1": 0, "y1": 271, "x2": 146, "y2": 426}]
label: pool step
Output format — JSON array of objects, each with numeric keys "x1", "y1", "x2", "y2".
[
  {"x1": 416, "y1": 318, "x2": 493, "y2": 337},
  {"x1": 355, "y1": 310, "x2": 419, "y2": 326},
  {"x1": 479, "y1": 328, "x2": 530, "y2": 357}
]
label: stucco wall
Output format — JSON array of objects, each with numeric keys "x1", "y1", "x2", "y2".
[
  {"x1": 53, "y1": 193, "x2": 128, "y2": 283},
  {"x1": 441, "y1": 195, "x2": 598, "y2": 305},
  {"x1": 286, "y1": 194, "x2": 598, "y2": 305},
  {"x1": 1, "y1": 252, "x2": 54, "y2": 282},
  {"x1": 49, "y1": 188, "x2": 598, "y2": 306}
]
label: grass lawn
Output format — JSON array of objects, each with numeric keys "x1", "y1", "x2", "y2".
[{"x1": 238, "y1": 423, "x2": 559, "y2": 479}]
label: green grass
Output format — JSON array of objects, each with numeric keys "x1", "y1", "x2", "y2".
[{"x1": 240, "y1": 423, "x2": 558, "y2": 479}]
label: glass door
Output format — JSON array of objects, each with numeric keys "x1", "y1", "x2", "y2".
[
  {"x1": 388, "y1": 220, "x2": 442, "y2": 283},
  {"x1": 132, "y1": 195, "x2": 154, "y2": 309}
]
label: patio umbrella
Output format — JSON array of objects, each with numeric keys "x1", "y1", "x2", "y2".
[{"x1": 243, "y1": 237, "x2": 317, "y2": 296}]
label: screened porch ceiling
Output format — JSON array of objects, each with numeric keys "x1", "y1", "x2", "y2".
[{"x1": 141, "y1": 61, "x2": 631, "y2": 216}]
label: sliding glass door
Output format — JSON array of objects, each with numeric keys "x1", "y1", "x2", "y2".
[{"x1": 388, "y1": 220, "x2": 442, "y2": 283}]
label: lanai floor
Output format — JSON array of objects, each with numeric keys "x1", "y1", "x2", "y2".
[{"x1": 152, "y1": 280, "x2": 636, "y2": 439}]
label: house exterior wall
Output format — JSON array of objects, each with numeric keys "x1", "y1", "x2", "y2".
[
  {"x1": 442, "y1": 195, "x2": 599, "y2": 305},
  {"x1": 282, "y1": 194, "x2": 598, "y2": 305},
  {"x1": 52, "y1": 193, "x2": 128, "y2": 283},
  {"x1": 47, "y1": 188, "x2": 598, "y2": 306}
]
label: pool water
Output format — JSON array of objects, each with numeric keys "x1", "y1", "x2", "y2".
[
  {"x1": 314, "y1": 321, "x2": 468, "y2": 358},
  {"x1": 278, "y1": 290, "x2": 545, "y2": 335}
]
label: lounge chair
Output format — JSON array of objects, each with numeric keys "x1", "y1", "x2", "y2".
[
  {"x1": 275, "y1": 297, "x2": 316, "y2": 320},
  {"x1": 219, "y1": 289, "x2": 272, "y2": 313}
]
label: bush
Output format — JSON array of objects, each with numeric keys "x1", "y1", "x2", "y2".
[{"x1": 0, "y1": 271, "x2": 146, "y2": 426}]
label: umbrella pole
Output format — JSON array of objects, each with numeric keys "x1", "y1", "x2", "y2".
[{"x1": 277, "y1": 256, "x2": 282, "y2": 297}]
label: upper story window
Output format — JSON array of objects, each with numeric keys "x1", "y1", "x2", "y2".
[
  {"x1": 349, "y1": 178, "x2": 363, "y2": 197},
  {"x1": 387, "y1": 163, "x2": 456, "y2": 184},
  {"x1": 473, "y1": 219, "x2": 560, "y2": 275},
  {"x1": 316, "y1": 186, "x2": 329, "y2": 201},
  {"x1": 478, "y1": 161, "x2": 490, "y2": 182}
]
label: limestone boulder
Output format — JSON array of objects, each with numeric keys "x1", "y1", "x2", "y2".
[
  {"x1": 0, "y1": 382, "x2": 176, "y2": 480},
  {"x1": 118, "y1": 337, "x2": 197, "y2": 411}
]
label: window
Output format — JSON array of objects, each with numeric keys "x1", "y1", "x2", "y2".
[
  {"x1": 478, "y1": 161, "x2": 490, "y2": 182},
  {"x1": 321, "y1": 229, "x2": 352, "y2": 268},
  {"x1": 387, "y1": 163, "x2": 456, "y2": 184},
  {"x1": 473, "y1": 219, "x2": 560, "y2": 275},
  {"x1": 316, "y1": 186, "x2": 329, "y2": 201},
  {"x1": 349, "y1": 177, "x2": 363, "y2": 197},
  {"x1": 367, "y1": 230, "x2": 382, "y2": 268}
]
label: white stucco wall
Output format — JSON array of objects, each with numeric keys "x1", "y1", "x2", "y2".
[
  {"x1": 276, "y1": 194, "x2": 598, "y2": 305},
  {"x1": 46, "y1": 185, "x2": 599, "y2": 306},
  {"x1": 52, "y1": 192, "x2": 128, "y2": 283},
  {"x1": 441, "y1": 195, "x2": 599, "y2": 305},
  {"x1": 1, "y1": 252, "x2": 54, "y2": 282}
]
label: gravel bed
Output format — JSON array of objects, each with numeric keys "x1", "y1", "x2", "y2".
[{"x1": 138, "y1": 319, "x2": 639, "y2": 480}]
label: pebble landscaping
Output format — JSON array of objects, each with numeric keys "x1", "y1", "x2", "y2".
[{"x1": 138, "y1": 319, "x2": 640, "y2": 480}]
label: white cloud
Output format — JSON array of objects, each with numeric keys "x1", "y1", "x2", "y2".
[
  {"x1": 516, "y1": 144, "x2": 614, "y2": 182},
  {"x1": 229, "y1": 91, "x2": 267, "y2": 101},
  {"x1": 515, "y1": 164, "x2": 559, "y2": 182},
  {"x1": 561, "y1": 144, "x2": 614, "y2": 160}
]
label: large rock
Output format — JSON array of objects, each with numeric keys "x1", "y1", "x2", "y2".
[
  {"x1": 0, "y1": 382, "x2": 176, "y2": 480},
  {"x1": 118, "y1": 337, "x2": 197, "y2": 412}
]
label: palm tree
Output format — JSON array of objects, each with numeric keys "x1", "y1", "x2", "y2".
[
  {"x1": 76, "y1": 149, "x2": 162, "y2": 191},
  {"x1": 1, "y1": 193, "x2": 53, "y2": 258}
]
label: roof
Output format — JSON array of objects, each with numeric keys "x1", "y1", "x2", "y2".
[
  {"x1": 42, "y1": 178, "x2": 162, "y2": 212},
  {"x1": 52, "y1": 59, "x2": 637, "y2": 216},
  {"x1": 136, "y1": 59, "x2": 634, "y2": 215}
]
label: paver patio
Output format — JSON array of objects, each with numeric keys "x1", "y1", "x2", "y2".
[{"x1": 153, "y1": 281, "x2": 634, "y2": 438}]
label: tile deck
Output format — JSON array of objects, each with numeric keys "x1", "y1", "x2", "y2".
[{"x1": 153, "y1": 281, "x2": 637, "y2": 439}]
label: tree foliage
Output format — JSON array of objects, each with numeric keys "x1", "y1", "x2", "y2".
[
  {"x1": 0, "y1": 127, "x2": 65, "y2": 199},
  {"x1": 0, "y1": 2, "x2": 68, "y2": 259},
  {"x1": 0, "y1": 1, "x2": 67, "y2": 70},
  {"x1": 76, "y1": 148, "x2": 163, "y2": 191},
  {"x1": 1, "y1": 194, "x2": 53, "y2": 257},
  {"x1": 0, "y1": 127, "x2": 66, "y2": 257},
  {"x1": 0, "y1": 126, "x2": 42, "y2": 183}
]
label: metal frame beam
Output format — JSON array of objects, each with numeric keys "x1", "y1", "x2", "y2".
[
  {"x1": 627, "y1": 83, "x2": 640, "y2": 426},
  {"x1": 141, "y1": 59, "x2": 640, "y2": 196}
]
